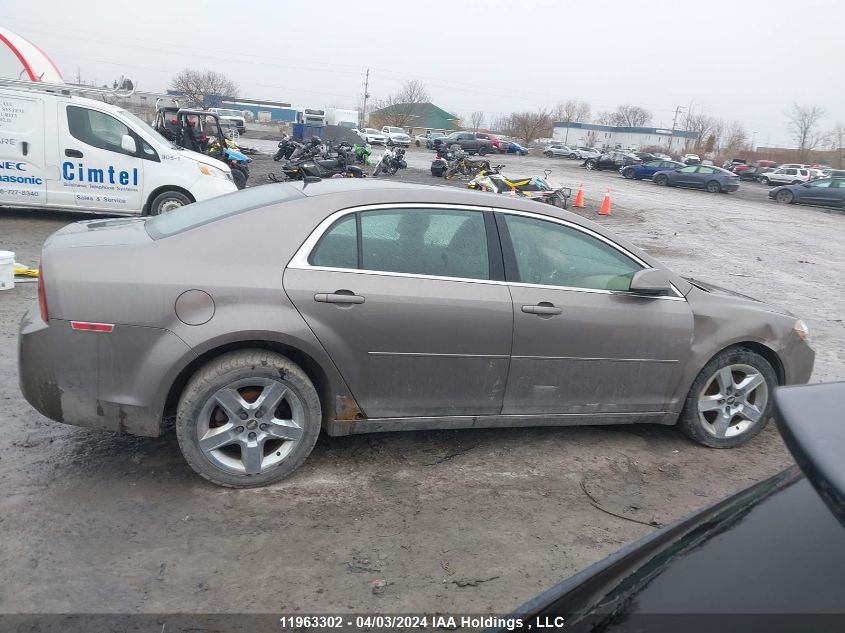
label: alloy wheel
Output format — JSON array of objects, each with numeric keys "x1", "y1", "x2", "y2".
[
  {"x1": 196, "y1": 377, "x2": 305, "y2": 475},
  {"x1": 697, "y1": 364, "x2": 768, "y2": 439},
  {"x1": 776, "y1": 190, "x2": 794, "y2": 204}
]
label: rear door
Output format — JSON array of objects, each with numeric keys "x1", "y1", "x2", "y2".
[
  {"x1": 0, "y1": 94, "x2": 47, "y2": 207},
  {"x1": 285, "y1": 204, "x2": 513, "y2": 419},
  {"x1": 800, "y1": 178, "x2": 839, "y2": 205},
  {"x1": 497, "y1": 209, "x2": 693, "y2": 416}
]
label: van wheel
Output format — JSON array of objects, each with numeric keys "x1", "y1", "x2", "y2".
[
  {"x1": 677, "y1": 347, "x2": 777, "y2": 448},
  {"x1": 148, "y1": 190, "x2": 192, "y2": 216},
  {"x1": 176, "y1": 350, "x2": 322, "y2": 488},
  {"x1": 232, "y1": 168, "x2": 248, "y2": 190}
]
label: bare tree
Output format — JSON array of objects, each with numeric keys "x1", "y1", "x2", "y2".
[
  {"x1": 613, "y1": 104, "x2": 653, "y2": 127},
  {"x1": 506, "y1": 109, "x2": 552, "y2": 145},
  {"x1": 370, "y1": 80, "x2": 431, "y2": 128},
  {"x1": 829, "y1": 123, "x2": 845, "y2": 168},
  {"x1": 787, "y1": 102, "x2": 826, "y2": 158},
  {"x1": 684, "y1": 111, "x2": 718, "y2": 151},
  {"x1": 721, "y1": 121, "x2": 748, "y2": 156},
  {"x1": 170, "y1": 69, "x2": 239, "y2": 109},
  {"x1": 553, "y1": 99, "x2": 591, "y2": 124},
  {"x1": 594, "y1": 111, "x2": 616, "y2": 125},
  {"x1": 469, "y1": 111, "x2": 485, "y2": 132}
]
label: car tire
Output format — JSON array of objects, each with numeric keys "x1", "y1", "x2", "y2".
[
  {"x1": 654, "y1": 174, "x2": 668, "y2": 186},
  {"x1": 585, "y1": 160, "x2": 596, "y2": 170},
  {"x1": 232, "y1": 167, "x2": 247, "y2": 190},
  {"x1": 148, "y1": 190, "x2": 192, "y2": 216},
  {"x1": 776, "y1": 190, "x2": 795, "y2": 204},
  {"x1": 415, "y1": 140, "x2": 421, "y2": 147},
  {"x1": 478, "y1": 146, "x2": 488, "y2": 156},
  {"x1": 677, "y1": 346, "x2": 778, "y2": 449},
  {"x1": 544, "y1": 151, "x2": 554, "y2": 158},
  {"x1": 759, "y1": 178, "x2": 770, "y2": 186},
  {"x1": 569, "y1": 153, "x2": 578, "y2": 159},
  {"x1": 622, "y1": 168, "x2": 636, "y2": 179},
  {"x1": 175, "y1": 350, "x2": 322, "y2": 488},
  {"x1": 705, "y1": 180, "x2": 721, "y2": 193}
]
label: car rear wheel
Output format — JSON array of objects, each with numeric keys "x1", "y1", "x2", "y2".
[
  {"x1": 654, "y1": 174, "x2": 668, "y2": 186},
  {"x1": 544, "y1": 151, "x2": 554, "y2": 158},
  {"x1": 176, "y1": 350, "x2": 321, "y2": 487},
  {"x1": 705, "y1": 180, "x2": 721, "y2": 193},
  {"x1": 678, "y1": 347, "x2": 777, "y2": 448},
  {"x1": 585, "y1": 160, "x2": 596, "y2": 170},
  {"x1": 776, "y1": 190, "x2": 795, "y2": 204},
  {"x1": 759, "y1": 177, "x2": 770, "y2": 186},
  {"x1": 569, "y1": 153, "x2": 578, "y2": 159},
  {"x1": 622, "y1": 168, "x2": 635, "y2": 179},
  {"x1": 478, "y1": 146, "x2": 488, "y2": 156}
]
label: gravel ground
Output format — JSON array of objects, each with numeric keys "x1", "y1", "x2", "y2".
[{"x1": 1, "y1": 143, "x2": 843, "y2": 626}]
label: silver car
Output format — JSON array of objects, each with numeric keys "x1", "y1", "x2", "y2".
[{"x1": 19, "y1": 181, "x2": 814, "y2": 487}]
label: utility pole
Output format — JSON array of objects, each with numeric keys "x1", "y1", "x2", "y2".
[
  {"x1": 360, "y1": 68, "x2": 370, "y2": 127},
  {"x1": 76, "y1": 67, "x2": 82, "y2": 85},
  {"x1": 670, "y1": 105, "x2": 685, "y2": 153}
]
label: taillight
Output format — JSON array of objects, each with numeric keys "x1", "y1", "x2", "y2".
[{"x1": 37, "y1": 264, "x2": 48, "y2": 322}]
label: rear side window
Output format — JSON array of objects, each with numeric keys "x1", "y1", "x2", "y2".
[
  {"x1": 308, "y1": 208, "x2": 490, "y2": 280},
  {"x1": 145, "y1": 184, "x2": 304, "y2": 239}
]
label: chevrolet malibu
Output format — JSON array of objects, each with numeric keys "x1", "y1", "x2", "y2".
[{"x1": 19, "y1": 180, "x2": 814, "y2": 487}]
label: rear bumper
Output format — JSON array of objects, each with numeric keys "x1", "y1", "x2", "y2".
[
  {"x1": 723, "y1": 184, "x2": 740, "y2": 192},
  {"x1": 18, "y1": 302, "x2": 196, "y2": 437}
]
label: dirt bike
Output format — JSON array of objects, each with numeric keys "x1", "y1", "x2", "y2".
[{"x1": 444, "y1": 148, "x2": 495, "y2": 180}]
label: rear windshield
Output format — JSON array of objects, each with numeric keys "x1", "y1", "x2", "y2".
[{"x1": 145, "y1": 184, "x2": 304, "y2": 239}]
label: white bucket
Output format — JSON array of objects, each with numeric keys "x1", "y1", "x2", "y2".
[{"x1": 0, "y1": 251, "x2": 14, "y2": 291}]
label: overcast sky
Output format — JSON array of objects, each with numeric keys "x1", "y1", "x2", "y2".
[{"x1": 2, "y1": 0, "x2": 842, "y2": 146}]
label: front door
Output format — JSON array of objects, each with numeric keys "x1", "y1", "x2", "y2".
[
  {"x1": 285, "y1": 205, "x2": 513, "y2": 418},
  {"x1": 57, "y1": 103, "x2": 144, "y2": 212},
  {"x1": 497, "y1": 211, "x2": 694, "y2": 416},
  {"x1": 674, "y1": 165, "x2": 701, "y2": 186}
]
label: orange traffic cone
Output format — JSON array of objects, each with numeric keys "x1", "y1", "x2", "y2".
[
  {"x1": 598, "y1": 189, "x2": 612, "y2": 215},
  {"x1": 573, "y1": 183, "x2": 585, "y2": 208}
]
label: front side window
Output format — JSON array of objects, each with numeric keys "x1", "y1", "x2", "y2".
[
  {"x1": 308, "y1": 209, "x2": 490, "y2": 281},
  {"x1": 832, "y1": 179, "x2": 845, "y2": 188},
  {"x1": 504, "y1": 214, "x2": 640, "y2": 291},
  {"x1": 67, "y1": 106, "x2": 133, "y2": 155}
]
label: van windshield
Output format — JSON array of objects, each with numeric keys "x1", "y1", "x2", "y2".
[{"x1": 118, "y1": 109, "x2": 175, "y2": 148}]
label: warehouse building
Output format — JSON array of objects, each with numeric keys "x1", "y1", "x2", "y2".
[{"x1": 553, "y1": 121, "x2": 696, "y2": 152}]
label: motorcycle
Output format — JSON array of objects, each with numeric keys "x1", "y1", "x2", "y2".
[
  {"x1": 372, "y1": 146, "x2": 407, "y2": 177},
  {"x1": 430, "y1": 147, "x2": 452, "y2": 177},
  {"x1": 353, "y1": 143, "x2": 373, "y2": 166},
  {"x1": 467, "y1": 169, "x2": 571, "y2": 208},
  {"x1": 270, "y1": 140, "x2": 364, "y2": 181}
]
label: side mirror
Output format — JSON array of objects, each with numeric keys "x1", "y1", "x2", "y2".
[
  {"x1": 121, "y1": 134, "x2": 138, "y2": 154},
  {"x1": 630, "y1": 268, "x2": 674, "y2": 296}
]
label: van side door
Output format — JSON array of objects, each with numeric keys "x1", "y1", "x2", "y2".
[{"x1": 0, "y1": 94, "x2": 47, "y2": 207}]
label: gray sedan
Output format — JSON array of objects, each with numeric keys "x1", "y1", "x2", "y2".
[
  {"x1": 19, "y1": 181, "x2": 814, "y2": 487},
  {"x1": 653, "y1": 165, "x2": 740, "y2": 193},
  {"x1": 769, "y1": 177, "x2": 845, "y2": 207}
]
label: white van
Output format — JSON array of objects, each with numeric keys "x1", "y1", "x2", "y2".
[{"x1": 0, "y1": 85, "x2": 238, "y2": 216}]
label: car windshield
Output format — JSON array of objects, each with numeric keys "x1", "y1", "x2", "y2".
[{"x1": 145, "y1": 184, "x2": 305, "y2": 239}]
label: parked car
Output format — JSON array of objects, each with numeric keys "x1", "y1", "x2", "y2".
[
  {"x1": 822, "y1": 169, "x2": 845, "y2": 179},
  {"x1": 360, "y1": 128, "x2": 387, "y2": 145},
  {"x1": 423, "y1": 132, "x2": 447, "y2": 149},
  {"x1": 544, "y1": 143, "x2": 578, "y2": 158},
  {"x1": 475, "y1": 132, "x2": 505, "y2": 153},
  {"x1": 207, "y1": 108, "x2": 246, "y2": 134},
  {"x1": 759, "y1": 167, "x2": 812, "y2": 186},
  {"x1": 680, "y1": 153, "x2": 702, "y2": 165},
  {"x1": 491, "y1": 382, "x2": 843, "y2": 633},
  {"x1": 584, "y1": 151, "x2": 641, "y2": 171},
  {"x1": 738, "y1": 166, "x2": 774, "y2": 182},
  {"x1": 808, "y1": 168, "x2": 826, "y2": 180},
  {"x1": 19, "y1": 179, "x2": 813, "y2": 487},
  {"x1": 652, "y1": 152, "x2": 673, "y2": 161},
  {"x1": 769, "y1": 177, "x2": 845, "y2": 207},
  {"x1": 505, "y1": 141, "x2": 529, "y2": 155},
  {"x1": 621, "y1": 159, "x2": 684, "y2": 180},
  {"x1": 432, "y1": 131, "x2": 494, "y2": 155},
  {"x1": 574, "y1": 147, "x2": 601, "y2": 160},
  {"x1": 653, "y1": 164, "x2": 740, "y2": 193},
  {"x1": 380, "y1": 126, "x2": 411, "y2": 147},
  {"x1": 634, "y1": 152, "x2": 656, "y2": 162}
]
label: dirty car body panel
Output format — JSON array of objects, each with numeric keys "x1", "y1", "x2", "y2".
[{"x1": 19, "y1": 180, "x2": 813, "y2": 440}]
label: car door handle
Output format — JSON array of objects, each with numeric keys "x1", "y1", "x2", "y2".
[
  {"x1": 65, "y1": 149, "x2": 83, "y2": 158},
  {"x1": 522, "y1": 302, "x2": 562, "y2": 315},
  {"x1": 314, "y1": 291, "x2": 365, "y2": 304}
]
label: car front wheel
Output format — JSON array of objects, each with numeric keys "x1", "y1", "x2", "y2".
[
  {"x1": 176, "y1": 350, "x2": 321, "y2": 487},
  {"x1": 654, "y1": 174, "x2": 668, "y2": 186},
  {"x1": 759, "y1": 177, "x2": 770, "y2": 186},
  {"x1": 705, "y1": 180, "x2": 721, "y2": 193},
  {"x1": 776, "y1": 190, "x2": 795, "y2": 204},
  {"x1": 678, "y1": 347, "x2": 777, "y2": 448},
  {"x1": 585, "y1": 160, "x2": 596, "y2": 170},
  {"x1": 544, "y1": 151, "x2": 554, "y2": 158},
  {"x1": 622, "y1": 168, "x2": 635, "y2": 179}
]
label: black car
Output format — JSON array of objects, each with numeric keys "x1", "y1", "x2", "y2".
[
  {"x1": 583, "y1": 151, "x2": 641, "y2": 171},
  {"x1": 738, "y1": 166, "x2": 773, "y2": 181},
  {"x1": 490, "y1": 382, "x2": 845, "y2": 633}
]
